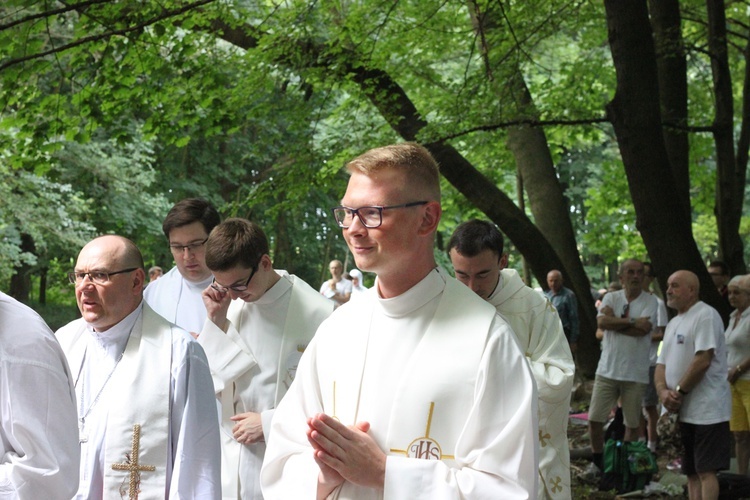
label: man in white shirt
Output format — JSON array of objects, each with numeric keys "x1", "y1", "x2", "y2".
[
  {"x1": 57, "y1": 235, "x2": 221, "y2": 499},
  {"x1": 199, "y1": 218, "x2": 333, "y2": 499},
  {"x1": 319, "y1": 259, "x2": 352, "y2": 307},
  {"x1": 0, "y1": 292, "x2": 80, "y2": 499},
  {"x1": 448, "y1": 219, "x2": 574, "y2": 500},
  {"x1": 261, "y1": 143, "x2": 538, "y2": 499},
  {"x1": 144, "y1": 198, "x2": 221, "y2": 335},
  {"x1": 656, "y1": 270, "x2": 730, "y2": 500},
  {"x1": 588, "y1": 259, "x2": 658, "y2": 474}
]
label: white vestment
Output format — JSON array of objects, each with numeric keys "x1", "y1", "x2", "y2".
[
  {"x1": 261, "y1": 267, "x2": 539, "y2": 499},
  {"x1": 198, "y1": 271, "x2": 333, "y2": 500},
  {"x1": 56, "y1": 302, "x2": 221, "y2": 500},
  {"x1": 144, "y1": 266, "x2": 212, "y2": 334},
  {"x1": 488, "y1": 269, "x2": 574, "y2": 500},
  {"x1": 0, "y1": 292, "x2": 80, "y2": 499}
]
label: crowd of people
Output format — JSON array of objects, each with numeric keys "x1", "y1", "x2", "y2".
[{"x1": 0, "y1": 141, "x2": 747, "y2": 500}]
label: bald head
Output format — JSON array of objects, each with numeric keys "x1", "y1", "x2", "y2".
[
  {"x1": 74, "y1": 235, "x2": 146, "y2": 331},
  {"x1": 547, "y1": 270, "x2": 563, "y2": 294},
  {"x1": 666, "y1": 270, "x2": 699, "y2": 314}
]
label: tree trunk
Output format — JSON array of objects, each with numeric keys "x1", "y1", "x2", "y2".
[
  {"x1": 648, "y1": 0, "x2": 690, "y2": 220},
  {"x1": 9, "y1": 233, "x2": 35, "y2": 304},
  {"x1": 705, "y1": 0, "x2": 747, "y2": 276},
  {"x1": 603, "y1": 0, "x2": 731, "y2": 321},
  {"x1": 39, "y1": 266, "x2": 48, "y2": 305}
]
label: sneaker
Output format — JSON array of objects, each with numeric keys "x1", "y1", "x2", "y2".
[
  {"x1": 580, "y1": 462, "x2": 601, "y2": 484},
  {"x1": 666, "y1": 458, "x2": 682, "y2": 471}
]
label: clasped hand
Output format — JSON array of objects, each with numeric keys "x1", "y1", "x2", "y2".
[{"x1": 306, "y1": 413, "x2": 386, "y2": 492}]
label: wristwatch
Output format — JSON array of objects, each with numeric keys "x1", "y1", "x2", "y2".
[
  {"x1": 676, "y1": 384, "x2": 688, "y2": 396},
  {"x1": 629, "y1": 317, "x2": 636, "y2": 325}
]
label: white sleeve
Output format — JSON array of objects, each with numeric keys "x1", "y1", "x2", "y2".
[
  {"x1": 168, "y1": 339, "x2": 221, "y2": 499},
  {"x1": 0, "y1": 349, "x2": 80, "y2": 499}
]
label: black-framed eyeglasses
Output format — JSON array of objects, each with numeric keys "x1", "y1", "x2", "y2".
[
  {"x1": 68, "y1": 268, "x2": 138, "y2": 285},
  {"x1": 331, "y1": 201, "x2": 428, "y2": 229},
  {"x1": 211, "y1": 264, "x2": 258, "y2": 294},
  {"x1": 169, "y1": 238, "x2": 208, "y2": 253}
]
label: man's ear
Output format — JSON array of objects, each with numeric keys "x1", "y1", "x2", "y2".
[
  {"x1": 132, "y1": 268, "x2": 147, "y2": 295},
  {"x1": 499, "y1": 253, "x2": 509, "y2": 270},
  {"x1": 418, "y1": 201, "x2": 441, "y2": 236}
]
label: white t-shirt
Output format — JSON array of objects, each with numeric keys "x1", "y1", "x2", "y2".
[
  {"x1": 726, "y1": 307, "x2": 750, "y2": 381},
  {"x1": 596, "y1": 290, "x2": 659, "y2": 383},
  {"x1": 657, "y1": 301, "x2": 730, "y2": 425},
  {"x1": 319, "y1": 278, "x2": 353, "y2": 306},
  {"x1": 648, "y1": 295, "x2": 668, "y2": 366}
]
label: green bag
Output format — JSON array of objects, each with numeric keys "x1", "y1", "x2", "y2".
[{"x1": 601, "y1": 439, "x2": 658, "y2": 493}]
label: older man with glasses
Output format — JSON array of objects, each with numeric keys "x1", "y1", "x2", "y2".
[
  {"x1": 57, "y1": 234, "x2": 221, "y2": 499},
  {"x1": 261, "y1": 143, "x2": 538, "y2": 499},
  {"x1": 197, "y1": 218, "x2": 333, "y2": 500},
  {"x1": 144, "y1": 198, "x2": 221, "y2": 336}
]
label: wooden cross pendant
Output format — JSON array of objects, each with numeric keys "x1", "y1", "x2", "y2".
[{"x1": 111, "y1": 424, "x2": 156, "y2": 500}]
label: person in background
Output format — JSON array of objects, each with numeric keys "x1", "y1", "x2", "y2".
[
  {"x1": 588, "y1": 259, "x2": 657, "y2": 476},
  {"x1": 448, "y1": 219, "x2": 574, "y2": 499},
  {"x1": 148, "y1": 266, "x2": 163, "y2": 282},
  {"x1": 349, "y1": 268, "x2": 368, "y2": 296},
  {"x1": 319, "y1": 259, "x2": 352, "y2": 307},
  {"x1": 725, "y1": 274, "x2": 750, "y2": 476},
  {"x1": 640, "y1": 262, "x2": 668, "y2": 454},
  {"x1": 708, "y1": 260, "x2": 731, "y2": 309},
  {"x1": 0, "y1": 292, "x2": 80, "y2": 499},
  {"x1": 545, "y1": 269, "x2": 580, "y2": 353},
  {"x1": 656, "y1": 270, "x2": 730, "y2": 500},
  {"x1": 144, "y1": 198, "x2": 221, "y2": 336}
]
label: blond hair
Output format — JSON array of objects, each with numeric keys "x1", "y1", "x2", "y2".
[{"x1": 346, "y1": 143, "x2": 441, "y2": 201}]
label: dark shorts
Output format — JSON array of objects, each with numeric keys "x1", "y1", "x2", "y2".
[
  {"x1": 679, "y1": 421, "x2": 731, "y2": 475},
  {"x1": 642, "y1": 366, "x2": 658, "y2": 407}
]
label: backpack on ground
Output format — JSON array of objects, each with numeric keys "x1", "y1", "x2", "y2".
[{"x1": 599, "y1": 439, "x2": 658, "y2": 494}]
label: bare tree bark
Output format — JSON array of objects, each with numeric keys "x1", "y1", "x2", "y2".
[
  {"x1": 648, "y1": 0, "x2": 691, "y2": 220},
  {"x1": 706, "y1": 0, "x2": 747, "y2": 275}
]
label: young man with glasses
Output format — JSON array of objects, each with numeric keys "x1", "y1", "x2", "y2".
[
  {"x1": 261, "y1": 143, "x2": 538, "y2": 499},
  {"x1": 144, "y1": 198, "x2": 221, "y2": 335},
  {"x1": 198, "y1": 218, "x2": 333, "y2": 500},
  {"x1": 56, "y1": 235, "x2": 221, "y2": 499}
]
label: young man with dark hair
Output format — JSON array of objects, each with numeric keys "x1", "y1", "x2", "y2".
[
  {"x1": 144, "y1": 198, "x2": 221, "y2": 335},
  {"x1": 198, "y1": 218, "x2": 333, "y2": 499},
  {"x1": 448, "y1": 219, "x2": 574, "y2": 499}
]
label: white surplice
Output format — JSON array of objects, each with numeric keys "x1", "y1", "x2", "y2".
[
  {"x1": 144, "y1": 266, "x2": 212, "y2": 334},
  {"x1": 198, "y1": 271, "x2": 333, "y2": 500},
  {"x1": 261, "y1": 267, "x2": 538, "y2": 499},
  {"x1": 488, "y1": 269, "x2": 574, "y2": 500},
  {"x1": 0, "y1": 292, "x2": 80, "y2": 499},
  {"x1": 56, "y1": 302, "x2": 221, "y2": 500}
]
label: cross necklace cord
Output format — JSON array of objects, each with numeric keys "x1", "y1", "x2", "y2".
[{"x1": 77, "y1": 348, "x2": 124, "y2": 444}]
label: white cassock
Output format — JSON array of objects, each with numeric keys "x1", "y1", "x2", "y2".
[
  {"x1": 0, "y1": 292, "x2": 80, "y2": 499},
  {"x1": 261, "y1": 267, "x2": 539, "y2": 499},
  {"x1": 56, "y1": 302, "x2": 221, "y2": 500},
  {"x1": 488, "y1": 269, "x2": 574, "y2": 500},
  {"x1": 144, "y1": 266, "x2": 212, "y2": 334},
  {"x1": 198, "y1": 271, "x2": 333, "y2": 500}
]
